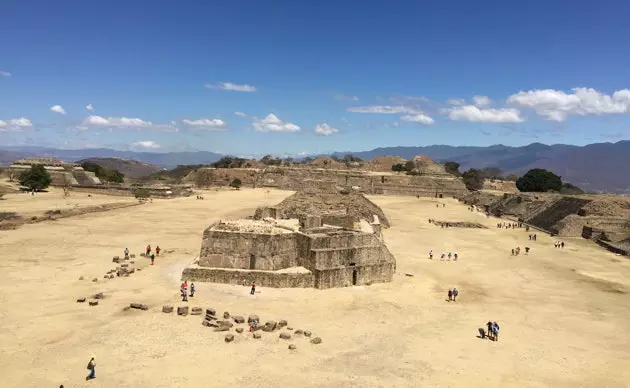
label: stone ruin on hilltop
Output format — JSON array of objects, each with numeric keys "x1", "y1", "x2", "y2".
[{"x1": 182, "y1": 180, "x2": 396, "y2": 289}]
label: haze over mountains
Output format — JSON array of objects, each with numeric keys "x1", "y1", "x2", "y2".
[{"x1": 1, "y1": 140, "x2": 629, "y2": 193}]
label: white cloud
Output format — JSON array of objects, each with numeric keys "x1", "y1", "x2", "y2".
[
  {"x1": 447, "y1": 99, "x2": 466, "y2": 106},
  {"x1": 507, "y1": 87, "x2": 630, "y2": 122},
  {"x1": 50, "y1": 105, "x2": 66, "y2": 115},
  {"x1": 86, "y1": 104, "x2": 94, "y2": 112},
  {"x1": 253, "y1": 113, "x2": 300, "y2": 133},
  {"x1": 314, "y1": 123, "x2": 339, "y2": 136},
  {"x1": 333, "y1": 94, "x2": 360, "y2": 102},
  {"x1": 82, "y1": 115, "x2": 177, "y2": 131},
  {"x1": 472, "y1": 95, "x2": 492, "y2": 107},
  {"x1": 0, "y1": 117, "x2": 33, "y2": 131},
  {"x1": 234, "y1": 111, "x2": 247, "y2": 117},
  {"x1": 401, "y1": 114, "x2": 435, "y2": 125},
  {"x1": 0, "y1": 71, "x2": 11, "y2": 77},
  {"x1": 347, "y1": 105, "x2": 422, "y2": 114},
  {"x1": 448, "y1": 105, "x2": 524, "y2": 123},
  {"x1": 132, "y1": 140, "x2": 161, "y2": 149},
  {"x1": 204, "y1": 82, "x2": 257, "y2": 92},
  {"x1": 181, "y1": 118, "x2": 227, "y2": 130}
]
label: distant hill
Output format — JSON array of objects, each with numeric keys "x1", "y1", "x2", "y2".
[
  {"x1": 1, "y1": 140, "x2": 629, "y2": 193},
  {"x1": 77, "y1": 158, "x2": 165, "y2": 179}
]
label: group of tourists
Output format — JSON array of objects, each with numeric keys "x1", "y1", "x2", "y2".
[
  {"x1": 480, "y1": 321, "x2": 500, "y2": 341},
  {"x1": 144, "y1": 244, "x2": 161, "y2": 265},
  {"x1": 196, "y1": 195, "x2": 205, "y2": 200},
  {"x1": 428, "y1": 250, "x2": 458, "y2": 261},
  {"x1": 528, "y1": 233, "x2": 538, "y2": 241},
  {"x1": 497, "y1": 221, "x2": 523, "y2": 229},
  {"x1": 180, "y1": 280, "x2": 195, "y2": 301},
  {"x1": 447, "y1": 288, "x2": 459, "y2": 302},
  {"x1": 511, "y1": 246, "x2": 530, "y2": 255},
  {"x1": 554, "y1": 241, "x2": 566, "y2": 249}
]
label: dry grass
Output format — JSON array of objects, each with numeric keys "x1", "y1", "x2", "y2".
[{"x1": 0, "y1": 189, "x2": 629, "y2": 387}]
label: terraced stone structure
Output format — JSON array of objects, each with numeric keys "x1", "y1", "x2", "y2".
[
  {"x1": 9, "y1": 157, "x2": 102, "y2": 186},
  {"x1": 182, "y1": 181, "x2": 396, "y2": 288}
]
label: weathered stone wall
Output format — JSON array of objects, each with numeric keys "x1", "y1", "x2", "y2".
[
  {"x1": 182, "y1": 267, "x2": 315, "y2": 288},
  {"x1": 199, "y1": 230, "x2": 300, "y2": 270},
  {"x1": 313, "y1": 263, "x2": 394, "y2": 289}
]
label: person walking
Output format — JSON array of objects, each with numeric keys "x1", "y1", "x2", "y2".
[
  {"x1": 448, "y1": 289, "x2": 453, "y2": 301},
  {"x1": 145, "y1": 244, "x2": 151, "y2": 256},
  {"x1": 182, "y1": 286, "x2": 188, "y2": 302},
  {"x1": 250, "y1": 282, "x2": 256, "y2": 295},
  {"x1": 492, "y1": 322, "x2": 500, "y2": 341},
  {"x1": 156, "y1": 246, "x2": 161, "y2": 256},
  {"x1": 124, "y1": 247, "x2": 129, "y2": 259},
  {"x1": 429, "y1": 250, "x2": 433, "y2": 260},
  {"x1": 150, "y1": 253, "x2": 155, "y2": 265},
  {"x1": 561, "y1": 241, "x2": 565, "y2": 249},
  {"x1": 86, "y1": 357, "x2": 96, "y2": 380},
  {"x1": 452, "y1": 288, "x2": 458, "y2": 302},
  {"x1": 448, "y1": 252, "x2": 452, "y2": 260},
  {"x1": 190, "y1": 283, "x2": 195, "y2": 297}
]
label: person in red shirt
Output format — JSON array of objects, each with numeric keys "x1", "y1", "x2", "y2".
[
  {"x1": 145, "y1": 244, "x2": 151, "y2": 256},
  {"x1": 156, "y1": 246, "x2": 161, "y2": 256}
]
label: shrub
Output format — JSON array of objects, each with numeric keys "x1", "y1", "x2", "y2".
[
  {"x1": 462, "y1": 168, "x2": 485, "y2": 191},
  {"x1": 229, "y1": 178, "x2": 242, "y2": 190},
  {"x1": 444, "y1": 161, "x2": 461, "y2": 176},
  {"x1": 391, "y1": 163, "x2": 408, "y2": 173},
  {"x1": 133, "y1": 188, "x2": 151, "y2": 199},
  {"x1": 19, "y1": 164, "x2": 52, "y2": 191},
  {"x1": 80, "y1": 162, "x2": 124, "y2": 183},
  {"x1": 516, "y1": 169, "x2": 562, "y2": 192}
]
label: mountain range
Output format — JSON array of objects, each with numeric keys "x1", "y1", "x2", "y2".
[{"x1": 1, "y1": 141, "x2": 629, "y2": 194}]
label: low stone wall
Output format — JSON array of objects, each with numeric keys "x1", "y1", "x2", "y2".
[{"x1": 181, "y1": 266, "x2": 315, "y2": 288}]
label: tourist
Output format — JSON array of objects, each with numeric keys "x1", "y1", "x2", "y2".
[
  {"x1": 190, "y1": 283, "x2": 195, "y2": 297},
  {"x1": 525, "y1": 247, "x2": 530, "y2": 254},
  {"x1": 528, "y1": 234, "x2": 532, "y2": 240},
  {"x1": 440, "y1": 253, "x2": 445, "y2": 260},
  {"x1": 492, "y1": 322, "x2": 500, "y2": 341},
  {"x1": 156, "y1": 245, "x2": 161, "y2": 255},
  {"x1": 452, "y1": 288, "x2": 458, "y2": 301},
  {"x1": 448, "y1": 252, "x2": 452, "y2": 260},
  {"x1": 250, "y1": 282, "x2": 256, "y2": 295},
  {"x1": 561, "y1": 241, "x2": 565, "y2": 249},
  {"x1": 511, "y1": 248, "x2": 515, "y2": 256},
  {"x1": 448, "y1": 289, "x2": 453, "y2": 301},
  {"x1": 429, "y1": 250, "x2": 433, "y2": 260},
  {"x1": 86, "y1": 357, "x2": 96, "y2": 380},
  {"x1": 150, "y1": 253, "x2": 155, "y2": 265},
  {"x1": 146, "y1": 244, "x2": 151, "y2": 256},
  {"x1": 182, "y1": 287, "x2": 188, "y2": 302},
  {"x1": 486, "y1": 321, "x2": 494, "y2": 341},
  {"x1": 533, "y1": 234, "x2": 536, "y2": 241},
  {"x1": 124, "y1": 247, "x2": 129, "y2": 258},
  {"x1": 453, "y1": 253, "x2": 458, "y2": 261}
]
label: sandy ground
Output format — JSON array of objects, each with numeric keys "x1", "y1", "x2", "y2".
[{"x1": 1, "y1": 188, "x2": 630, "y2": 388}]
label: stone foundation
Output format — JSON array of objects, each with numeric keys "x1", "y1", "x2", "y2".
[{"x1": 182, "y1": 266, "x2": 315, "y2": 288}]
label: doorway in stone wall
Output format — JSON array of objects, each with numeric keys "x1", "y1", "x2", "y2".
[
  {"x1": 249, "y1": 254, "x2": 256, "y2": 270},
  {"x1": 352, "y1": 269, "x2": 358, "y2": 285}
]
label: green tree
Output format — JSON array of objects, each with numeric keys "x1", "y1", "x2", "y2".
[
  {"x1": 80, "y1": 162, "x2": 125, "y2": 183},
  {"x1": 260, "y1": 155, "x2": 282, "y2": 166},
  {"x1": 444, "y1": 161, "x2": 461, "y2": 176},
  {"x1": 229, "y1": 178, "x2": 242, "y2": 190},
  {"x1": 462, "y1": 168, "x2": 485, "y2": 191},
  {"x1": 19, "y1": 164, "x2": 52, "y2": 191},
  {"x1": 391, "y1": 163, "x2": 407, "y2": 173},
  {"x1": 133, "y1": 188, "x2": 151, "y2": 200},
  {"x1": 212, "y1": 156, "x2": 248, "y2": 168},
  {"x1": 516, "y1": 168, "x2": 562, "y2": 192}
]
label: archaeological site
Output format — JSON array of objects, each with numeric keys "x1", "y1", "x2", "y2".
[{"x1": 182, "y1": 180, "x2": 396, "y2": 288}]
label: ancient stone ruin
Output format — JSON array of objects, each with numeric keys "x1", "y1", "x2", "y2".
[{"x1": 182, "y1": 180, "x2": 396, "y2": 288}]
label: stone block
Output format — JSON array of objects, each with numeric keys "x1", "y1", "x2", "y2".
[
  {"x1": 236, "y1": 328, "x2": 244, "y2": 333},
  {"x1": 247, "y1": 315, "x2": 259, "y2": 324},
  {"x1": 262, "y1": 320, "x2": 277, "y2": 332},
  {"x1": 310, "y1": 337, "x2": 322, "y2": 344},
  {"x1": 206, "y1": 308, "x2": 216, "y2": 316},
  {"x1": 279, "y1": 332, "x2": 291, "y2": 340},
  {"x1": 177, "y1": 306, "x2": 189, "y2": 316},
  {"x1": 253, "y1": 332, "x2": 262, "y2": 339},
  {"x1": 191, "y1": 307, "x2": 202, "y2": 315},
  {"x1": 77, "y1": 297, "x2": 86, "y2": 303},
  {"x1": 92, "y1": 278, "x2": 98, "y2": 282},
  {"x1": 304, "y1": 330, "x2": 312, "y2": 337},
  {"x1": 130, "y1": 303, "x2": 148, "y2": 310},
  {"x1": 217, "y1": 320, "x2": 234, "y2": 328},
  {"x1": 223, "y1": 311, "x2": 230, "y2": 319},
  {"x1": 233, "y1": 315, "x2": 245, "y2": 324},
  {"x1": 162, "y1": 305, "x2": 173, "y2": 313},
  {"x1": 93, "y1": 293, "x2": 104, "y2": 299},
  {"x1": 225, "y1": 334, "x2": 234, "y2": 343},
  {"x1": 89, "y1": 300, "x2": 98, "y2": 306},
  {"x1": 278, "y1": 320, "x2": 288, "y2": 328},
  {"x1": 202, "y1": 320, "x2": 218, "y2": 327},
  {"x1": 288, "y1": 344, "x2": 297, "y2": 350},
  {"x1": 214, "y1": 326, "x2": 230, "y2": 332}
]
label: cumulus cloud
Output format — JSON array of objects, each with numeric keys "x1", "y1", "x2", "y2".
[
  {"x1": 253, "y1": 113, "x2": 300, "y2": 133},
  {"x1": 347, "y1": 105, "x2": 422, "y2": 114},
  {"x1": 0, "y1": 71, "x2": 11, "y2": 77},
  {"x1": 472, "y1": 95, "x2": 492, "y2": 107},
  {"x1": 0, "y1": 117, "x2": 33, "y2": 131},
  {"x1": 507, "y1": 87, "x2": 630, "y2": 122},
  {"x1": 314, "y1": 123, "x2": 339, "y2": 136},
  {"x1": 204, "y1": 82, "x2": 257, "y2": 92},
  {"x1": 50, "y1": 105, "x2": 66, "y2": 115},
  {"x1": 447, "y1": 99, "x2": 466, "y2": 106},
  {"x1": 86, "y1": 104, "x2": 94, "y2": 111},
  {"x1": 132, "y1": 140, "x2": 161, "y2": 149},
  {"x1": 82, "y1": 115, "x2": 177, "y2": 131},
  {"x1": 401, "y1": 114, "x2": 435, "y2": 125},
  {"x1": 181, "y1": 118, "x2": 227, "y2": 130},
  {"x1": 235, "y1": 111, "x2": 247, "y2": 117},
  {"x1": 448, "y1": 105, "x2": 524, "y2": 123}
]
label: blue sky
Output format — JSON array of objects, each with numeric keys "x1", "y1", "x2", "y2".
[{"x1": 1, "y1": 0, "x2": 630, "y2": 156}]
